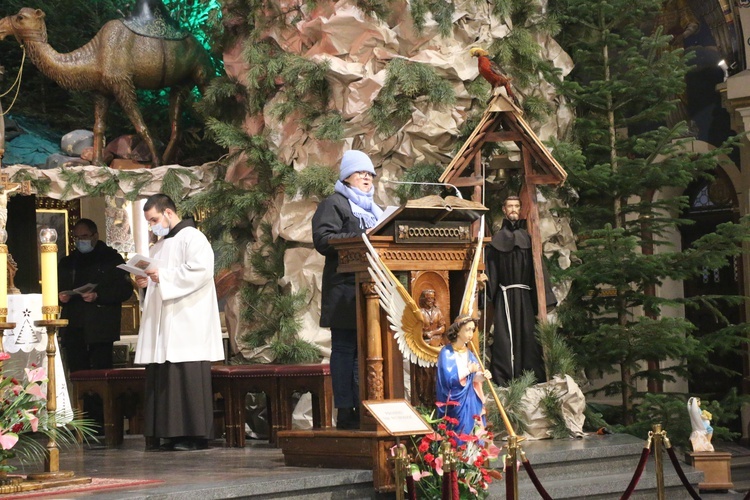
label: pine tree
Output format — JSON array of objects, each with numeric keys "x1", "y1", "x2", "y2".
[{"x1": 548, "y1": 0, "x2": 750, "y2": 423}]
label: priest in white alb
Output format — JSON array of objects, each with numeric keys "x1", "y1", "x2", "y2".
[{"x1": 134, "y1": 193, "x2": 224, "y2": 451}]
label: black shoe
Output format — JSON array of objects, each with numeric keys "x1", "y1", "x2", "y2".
[
  {"x1": 174, "y1": 438, "x2": 209, "y2": 451},
  {"x1": 336, "y1": 408, "x2": 359, "y2": 430},
  {"x1": 159, "y1": 439, "x2": 176, "y2": 451}
]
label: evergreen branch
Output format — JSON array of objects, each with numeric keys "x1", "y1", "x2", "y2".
[
  {"x1": 58, "y1": 168, "x2": 90, "y2": 200},
  {"x1": 213, "y1": 237, "x2": 243, "y2": 271},
  {"x1": 537, "y1": 321, "x2": 579, "y2": 381},
  {"x1": 88, "y1": 173, "x2": 120, "y2": 198},
  {"x1": 539, "y1": 388, "x2": 572, "y2": 439},
  {"x1": 161, "y1": 168, "x2": 198, "y2": 204},
  {"x1": 409, "y1": 0, "x2": 454, "y2": 36},
  {"x1": 393, "y1": 163, "x2": 445, "y2": 203},
  {"x1": 205, "y1": 118, "x2": 255, "y2": 149},
  {"x1": 370, "y1": 58, "x2": 455, "y2": 135},
  {"x1": 10, "y1": 170, "x2": 51, "y2": 196},
  {"x1": 486, "y1": 371, "x2": 536, "y2": 437},
  {"x1": 117, "y1": 171, "x2": 155, "y2": 201},
  {"x1": 288, "y1": 164, "x2": 337, "y2": 199}
]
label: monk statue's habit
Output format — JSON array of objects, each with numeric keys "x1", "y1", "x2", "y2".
[{"x1": 485, "y1": 197, "x2": 556, "y2": 386}]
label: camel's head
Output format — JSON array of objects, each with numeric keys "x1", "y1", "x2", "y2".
[{"x1": 0, "y1": 8, "x2": 47, "y2": 43}]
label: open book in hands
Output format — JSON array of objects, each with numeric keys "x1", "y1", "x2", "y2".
[{"x1": 117, "y1": 254, "x2": 163, "y2": 277}]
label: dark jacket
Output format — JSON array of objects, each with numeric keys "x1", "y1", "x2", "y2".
[
  {"x1": 58, "y1": 241, "x2": 134, "y2": 343},
  {"x1": 312, "y1": 193, "x2": 367, "y2": 329}
]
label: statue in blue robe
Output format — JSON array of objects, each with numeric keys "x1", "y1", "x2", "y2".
[{"x1": 436, "y1": 315, "x2": 490, "y2": 441}]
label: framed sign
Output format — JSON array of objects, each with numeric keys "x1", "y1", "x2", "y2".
[{"x1": 363, "y1": 399, "x2": 432, "y2": 437}]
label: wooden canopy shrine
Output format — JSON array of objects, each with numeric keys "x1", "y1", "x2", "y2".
[{"x1": 439, "y1": 94, "x2": 567, "y2": 319}]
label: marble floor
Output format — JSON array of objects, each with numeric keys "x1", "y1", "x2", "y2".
[
  {"x1": 6, "y1": 436, "x2": 374, "y2": 499},
  {"x1": 5, "y1": 434, "x2": 750, "y2": 499}
]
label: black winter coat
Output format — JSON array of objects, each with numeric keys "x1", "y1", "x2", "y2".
[
  {"x1": 58, "y1": 241, "x2": 134, "y2": 343},
  {"x1": 312, "y1": 193, "x2": 368, "y2": 329}
]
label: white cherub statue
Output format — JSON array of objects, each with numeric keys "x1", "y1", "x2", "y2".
[{"x1": 687, "y1": 397, "x2": 714, "y2": 452}]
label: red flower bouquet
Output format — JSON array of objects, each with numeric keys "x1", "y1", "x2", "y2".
[{"x1": 407, "y1": 405, "x2": 502, "y2": 499}]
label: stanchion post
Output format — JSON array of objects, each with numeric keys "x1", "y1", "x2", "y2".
[
  {"x1": 507, "y1": 434, "x2": 520, "y2": 500},
  {"x1": 393, "y1": 440, "x2": 406, "y2": 500},
  {"x1": 652, "y1": 423, "x2": 665, "y2": 500}
]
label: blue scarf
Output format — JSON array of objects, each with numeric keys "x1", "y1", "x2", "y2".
[{"x1": 335, "y1": 180, "x2": 384, "y2": 229}]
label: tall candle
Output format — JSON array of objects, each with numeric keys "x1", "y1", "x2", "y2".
[
  {"x1": 0, "y1": 228, "x2": 7, "y2": 316},
  {"x1": 39, "y1": 228, "x2": 58, "y2": 313}
]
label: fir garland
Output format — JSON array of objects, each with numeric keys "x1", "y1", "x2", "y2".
[{"x1": 6, "y1": 165, "x2": 211, "y2": 202}]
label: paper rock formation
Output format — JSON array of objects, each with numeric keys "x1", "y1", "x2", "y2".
[{"x1": 222, "y1": 0, "x2": 575, "y2": 360}]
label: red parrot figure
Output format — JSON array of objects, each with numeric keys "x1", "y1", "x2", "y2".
[{"x1": 470, "y1": 48, "x2": 519, "y2": 106}]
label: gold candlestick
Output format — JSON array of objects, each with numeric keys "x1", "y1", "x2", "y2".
[
  {"x1": 0, "y1": 229, "x2": 8, "y2": 322},
  {"x1": 27, "y1": 228, "x2": 73, "y2": 479}
]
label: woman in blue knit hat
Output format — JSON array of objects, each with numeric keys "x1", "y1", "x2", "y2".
[{"x1": 312, "y1": 150, "x2": 383, "y2": 430}]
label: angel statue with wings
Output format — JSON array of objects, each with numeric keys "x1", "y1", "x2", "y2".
[{"x1": 364, "y1": 217, "x2": 502, "y2": 439}]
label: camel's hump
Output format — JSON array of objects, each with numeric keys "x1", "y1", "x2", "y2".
[{"x1": 121, "y1": 1, "x2": 189, "y2": 41}]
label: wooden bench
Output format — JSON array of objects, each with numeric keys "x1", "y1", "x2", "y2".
[
  {"x1": 69, "y1": 363, "x2": 333, "y2": 449},
  {"x1": 69, "y1": 368, "x2": 146, "y2": 448},
  {"x1": 276, "y1": 363, "x2": 333, "y2": 439},
  {"x1": 211, "y1": 364, "x2": 280, "y2": 447},
  {"x1": 218, "y1": 363, "x2": 333, "y2": 448}
]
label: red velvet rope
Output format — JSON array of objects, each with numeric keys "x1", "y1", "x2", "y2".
[
  {"x1": 450, "y1": 470, "x2": 459, "y2": 500},
  {"x1": 665, "y1": 446, "x2": 701, "y2": 500},
  {"x1": 406, "y1": 474, "x2": 416, "y2": 500},
  {"x1": 521, "y1": 459, "x2": 553, "y2": 500},
  {"x1": 505, "y1": 459, "x2": 515, "y2": 500},
  {"x1": 620, "y1": 447, "x2": 651, "y2": 500},
  {"x1": 441, "y1": 468, "x2": 451, "y2": 500}
]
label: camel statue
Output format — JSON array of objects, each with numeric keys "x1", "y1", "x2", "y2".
[{"x1": 0, "y1": 5, "x2": 214, "y2": 166}]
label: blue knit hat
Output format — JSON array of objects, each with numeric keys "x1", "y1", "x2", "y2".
[{"x1": 339, "y1": 150, "x2": 376, "y2": 181}]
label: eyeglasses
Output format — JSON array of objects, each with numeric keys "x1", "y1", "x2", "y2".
[
  {"x1": 355, "y1": 171, "x2": 373, "y2": 178},
  {"x1": 73, "y1": 233, "x2": 95, "y2": 240}
]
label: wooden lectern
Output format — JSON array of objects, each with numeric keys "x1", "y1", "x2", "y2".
[{"x1": 278, "y1": 196, "x2": 487, "y2": 492}]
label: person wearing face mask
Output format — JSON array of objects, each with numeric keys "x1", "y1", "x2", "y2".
[
  {"x1": 312, "y1": 150, "x2": 382, "y2": 430},
  {"x1": 134, "y1": 193, "x2": 224, "y2": 451},
  {"x1": 58, "y1": 218, "x2": 134, "y2": 372},
  {"x1": 484, "y1": 196, "x2": 556, "y2": 386}
]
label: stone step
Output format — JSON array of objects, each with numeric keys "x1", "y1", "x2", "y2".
[{"x1": 487, "y1": 433, "x2": 704, "y2": 499}]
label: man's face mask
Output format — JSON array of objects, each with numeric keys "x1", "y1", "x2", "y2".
[
  {"x1": 151, "y1": 213, "x2": 170, "y2": 237},
  {"x1": 76, "y1": 239, "x2": 94, "y2": 254}
]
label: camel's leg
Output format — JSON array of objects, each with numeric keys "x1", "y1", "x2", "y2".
[
  {"x1": 112, "y1": 82, "x2": 161, "y2": 167},
  {"x1": 92, "y1": 94, "x2": 110, "y2": 166},
  {"x1": 163, "y1": 87, "x2": 189, "y2": 165}
]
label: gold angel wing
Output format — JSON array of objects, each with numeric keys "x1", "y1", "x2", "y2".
[
  {"x1": 460, "y1": 215, "x2": 485, "y2": 316},
  {"x1": 363, "y1": 234, "x2": 441, "y2": 367}
]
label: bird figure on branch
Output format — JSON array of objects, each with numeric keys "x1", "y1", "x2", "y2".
[{"x1": 470, "y1": 48, "x2": 519, "y2": 106}]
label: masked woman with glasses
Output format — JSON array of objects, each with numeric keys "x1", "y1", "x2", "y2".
[{"x1": 312, "y1": 150, "x2": 383, "y2": 430}]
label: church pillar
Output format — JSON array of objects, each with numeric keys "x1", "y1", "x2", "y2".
[{"x1": 723, "y1": 74, "x2": 750, "y2": 441}]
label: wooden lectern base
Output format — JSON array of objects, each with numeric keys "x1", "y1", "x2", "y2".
[
  {"x1": 685, "y1": 451, "x2": 733, "y2": 491},
  {"x1": 278, "y1": 429, "x2": 397, "y2": 492}
]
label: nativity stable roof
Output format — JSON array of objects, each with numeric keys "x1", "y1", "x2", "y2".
[{"x1": 439, "y1": 94, "x2": 567, "y2": 187}]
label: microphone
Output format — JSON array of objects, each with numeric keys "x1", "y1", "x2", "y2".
[{"x1": 381, "y1": 179, "x2": 463, "y2": 199}]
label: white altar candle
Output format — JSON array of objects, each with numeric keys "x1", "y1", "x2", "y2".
[
  {"x1": 0, "y1": 228, "x2": 8, "y2": 314},
  {"x1": 39, "y1": 228, "x2": 58, "y2": 314}
]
